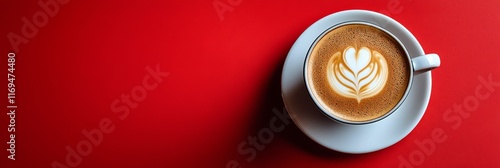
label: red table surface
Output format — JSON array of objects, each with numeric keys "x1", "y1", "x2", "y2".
[{"x1": 1, "y1": 0, "x2": 499, "y2": 168}]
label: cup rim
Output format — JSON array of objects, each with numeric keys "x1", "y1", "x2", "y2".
[{"x1": 303, "y1": 21, "x2": 414, "y2": 125}]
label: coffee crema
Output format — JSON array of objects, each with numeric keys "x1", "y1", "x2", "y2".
[{"x1": 306, "y1": 24, "x2": 411, "y2": 122}]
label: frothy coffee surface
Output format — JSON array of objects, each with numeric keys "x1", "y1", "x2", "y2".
[{"x1": 306, "y1": 24, "x2": 410, "y2": 122}]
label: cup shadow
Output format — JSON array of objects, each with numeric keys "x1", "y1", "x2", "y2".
[{"x1": 249, "y1": 50, "x2": 361, "y2": 161}]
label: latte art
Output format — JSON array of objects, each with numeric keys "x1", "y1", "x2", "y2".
[{"x1": 326, "y1": 46, "x2": 388, "y2": 103}]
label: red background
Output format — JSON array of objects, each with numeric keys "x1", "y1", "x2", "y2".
[{"x1": 1, "y1": 0, "x2": 500, "y2": 167}]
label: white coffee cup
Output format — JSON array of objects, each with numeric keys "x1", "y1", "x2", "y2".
[{"x1": 303, "y1": 10, "x2": 440, "y2": 125}]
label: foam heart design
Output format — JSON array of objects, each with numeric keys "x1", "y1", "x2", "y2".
[{"x1": 327, "y1": 46, "x2": 388, "y2": 103}]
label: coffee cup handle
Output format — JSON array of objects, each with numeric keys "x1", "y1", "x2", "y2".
[{"x1": 411, "y1": 54, "x2": 440, "y2": 72}]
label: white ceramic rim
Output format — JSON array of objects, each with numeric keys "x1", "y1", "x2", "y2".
[{"x1": 303, "y1": 21, "x2": 415, "y2": 125}]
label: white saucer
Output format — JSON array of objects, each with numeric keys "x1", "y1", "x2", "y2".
[{"x1": 281, "y1": 10, "x2": 433, "y2": 154}]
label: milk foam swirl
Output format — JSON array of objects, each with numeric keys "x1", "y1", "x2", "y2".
[{"x1": 326, "y1": 46, "x2": 388, "y2": 103}]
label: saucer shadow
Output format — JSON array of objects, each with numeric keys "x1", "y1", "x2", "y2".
[{"x1": 250, "y1": 49, "x2": 360, "y2": 161}]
